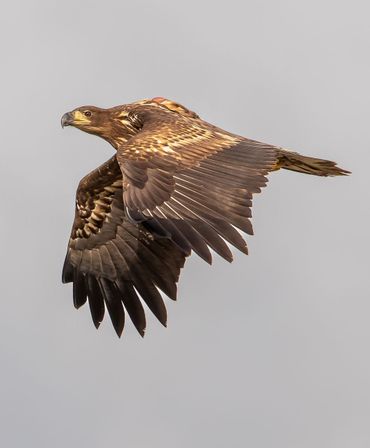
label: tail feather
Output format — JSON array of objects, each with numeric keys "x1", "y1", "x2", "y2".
[{"x1": 276, "y1": 150, "x2": 350, "y2": 177}]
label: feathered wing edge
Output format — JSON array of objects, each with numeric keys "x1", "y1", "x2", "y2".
[
  {"x1": 62, "y1": 157, "x2": 187, "y2": 337},
  {"x1": 62, "y1": 239, "x2": 186, "y2": 338}
]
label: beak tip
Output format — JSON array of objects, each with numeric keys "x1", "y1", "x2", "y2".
[{"x1": 61, "y1": 112, "x2": 73, "y2": 128}]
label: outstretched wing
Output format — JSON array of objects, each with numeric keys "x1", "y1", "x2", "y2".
[
  {"x1": 62, "y1": 156, "x2": 186, "y2": 337},
  {"x1": 117, "y1": 106, "x2": 279, "y2": 263}
]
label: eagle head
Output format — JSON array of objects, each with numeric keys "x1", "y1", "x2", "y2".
[{"x1": 61, "y1": 106, "x2": 142, "y2": 147}]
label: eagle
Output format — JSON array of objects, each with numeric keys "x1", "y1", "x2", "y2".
[{"x1": 61, "y1": 97, "x2": 349, "y2": 337}]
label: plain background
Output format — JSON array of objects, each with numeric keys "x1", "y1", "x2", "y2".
[{"x1": 1, "y1": 1, "x2": 369, "y2": 447}]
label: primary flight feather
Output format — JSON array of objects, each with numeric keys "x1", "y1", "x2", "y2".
[{"x1": 61, "y1": 97, "x2": 349, "y2": 337}]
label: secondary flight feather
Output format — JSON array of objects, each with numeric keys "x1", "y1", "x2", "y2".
[{"x1": 61, "y1": 97, "x2": 349, "y2": 337}]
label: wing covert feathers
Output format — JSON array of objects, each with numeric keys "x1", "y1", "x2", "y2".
[
  {"x1": 63, "y1": 157, "x2": 186, "y2": 337},
  {"x1": 117, "y1": 108, "x2": 279, "y2": 263}
]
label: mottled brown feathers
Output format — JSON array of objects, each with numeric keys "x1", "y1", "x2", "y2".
[
  {"x1": 62, "y1": 97, "x2": 349, "y2": 337},
  {"x1": 63, "y1": 156, "x2": 186, "y2": 337}
]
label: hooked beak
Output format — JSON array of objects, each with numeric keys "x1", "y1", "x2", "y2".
[{"x1": 61, "y1": 112, "x2": 74, "y2": 128}]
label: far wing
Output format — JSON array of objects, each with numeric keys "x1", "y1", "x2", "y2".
[
  {"x1": 117, "y1": 107, "x2": 279, "y2": 262},
  {"x1": 62, "y1": 156, "x2": 186, "y2": 337}
]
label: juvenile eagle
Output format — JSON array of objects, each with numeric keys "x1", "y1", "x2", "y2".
[{"x1": 61, "y1": 97, "x2": 349, "y2": 337}]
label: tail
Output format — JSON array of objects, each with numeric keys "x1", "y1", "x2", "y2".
[{"x1": 275, "y1": 150, "x2": 351, "y2": 177}]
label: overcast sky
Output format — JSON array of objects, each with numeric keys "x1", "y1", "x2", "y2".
[{"x1": 1, "y1": 1, "x2": 369, "y2": 447}]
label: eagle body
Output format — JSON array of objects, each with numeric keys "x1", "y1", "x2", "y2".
[{"x1": 61, "y1": 97, "x2": 349, "y2": 337}]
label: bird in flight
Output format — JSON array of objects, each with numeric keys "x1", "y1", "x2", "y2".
[{"x1": 61, "y1": 97, "x2": 349, "y2": 337}]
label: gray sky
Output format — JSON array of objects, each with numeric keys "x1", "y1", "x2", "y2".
[{"x1": 1, "y1": 1, "x2": 369, "y2": 447}]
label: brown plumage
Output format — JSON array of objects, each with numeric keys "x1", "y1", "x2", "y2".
[{"x1": 61, "y1": 97, "x2": 350, "y2": 337}]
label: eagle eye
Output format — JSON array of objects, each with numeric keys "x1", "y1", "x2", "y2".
[{"x1": 84, "y1": 110, "x2": 92, "y2": 117}]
